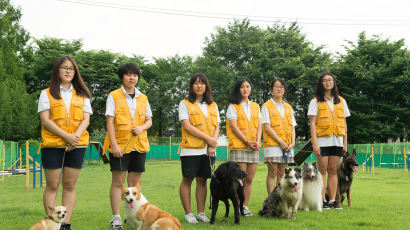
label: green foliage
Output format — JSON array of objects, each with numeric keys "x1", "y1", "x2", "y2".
[
  {"x1": 0, "y1": 162, "x2": 409, "y2": 229},
  {"x1": 334, "y1": 32, "x2": 410, "y2": 143},
  {"x1": 142, "y1": 56, "x2": 193, "y2": 136},
  {"x1": 201, "y1": 19, "x2": 331, "y2": 137},
  {"x1": 0, "y1": 79, "x2": 39, "y2": 140}
]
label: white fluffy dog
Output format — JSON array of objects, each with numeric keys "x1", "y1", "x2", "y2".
[{"x1": 300, "y1": 162, "x2": 323, "y2": 212}]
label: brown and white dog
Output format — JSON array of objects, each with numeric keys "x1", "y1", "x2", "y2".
[
  {"x1": 30, "y1": 206, "x2": 67, "y2": 230},
  {"x1": 121, "y1": 182, "x2": 181, "y2": 230}
]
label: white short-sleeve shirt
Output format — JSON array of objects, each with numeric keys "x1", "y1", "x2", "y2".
[
  {"x1": 261, "y1": 99, "x2": 297, "y2": 157},
  {"x1": 178, "y1": 100, "x2": 220, "y2": 156},
  {"x1": 37, "y1": 84, "x2": 93, "y2": 116},
  {"x1": 105, "y1": 86, "x2": 152, "y2": 118},
  {"x1": 308, "y1": 97, "x2": 350, "y2": 147},
  {"x1": 226, "y1": 101, "x2": 261, "y2": 121}
]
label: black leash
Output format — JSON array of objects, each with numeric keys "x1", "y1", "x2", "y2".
[{"x1": 208, "y1": 155, "x2": 216, "y2": 210}]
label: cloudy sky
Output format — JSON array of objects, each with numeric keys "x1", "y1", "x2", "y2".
[{"x1": 12, "y1": 0, "x2": 410, "y2": 61}]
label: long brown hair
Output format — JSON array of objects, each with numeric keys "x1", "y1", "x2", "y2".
[
  {"x1": 49, "y1": 56, "x2": 91, "y2": 99},
  {"x1": 187, "y1": 73, "x2": 214, "y2": 104},
  {"x1": 314, "y1": 72, "x2": 340, "y2": 104}
]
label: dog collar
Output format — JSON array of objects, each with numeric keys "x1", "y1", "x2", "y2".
[{"x1": 47, "y1": 215, "x2": 59, "y2": 223}]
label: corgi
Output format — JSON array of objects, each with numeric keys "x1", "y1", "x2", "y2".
[
  {"x1": 30, "y1": 206, "x2": 67, "y2": 230},
  {"x1": 259, "y1": 168, "x2": 303, "y2": 219},
  {"x1": 300, "y1": 162, "x2": 323, "y2": 212},
  {"x1": 121, "y1": 182, "x2": 181, "y2": 230}
]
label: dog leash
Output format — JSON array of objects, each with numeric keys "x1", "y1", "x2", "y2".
[
  {"x1": 118, "y1": 135, "x2": 135, "y2": 185},
  {"x1": 208, "y1": 155, "x2": 216, "y2": 210},
  {"x1": 53, "y1": 148, "x2": 67, "y2": 207}
]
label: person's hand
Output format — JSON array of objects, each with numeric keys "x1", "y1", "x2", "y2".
[
  {"x1": 313, "y1": 144, "x2": 320, "y2": 157},
  {"x1": 65, "y1": 134, "x2": 80, "y2": 146},
  {"x1": 112, "y1": 144, "x2": 123, "y2": 158},
  {"x1": 207, "y1": 146, "x2": 216, "y2": 156},
  {"x1": 65, "y1": 144, "x2": 75, "y2": 152},
  {"x1": 207, "y1": 137, "x2": 217, "y2": 147},
  {"x1": 279, "y1": 141, "x2": 289, "y2": 151},
  {"x1": 247, "y1": 141, "x2": 259, "y2": 151},
  {"x1": 132, "y1": 126, "x2": 144, "y2": 136},
  {"x1": 343, "y1": 145, "x2": 347, "y2": 154},
  {"x1": 285, "y1": 143, "x2": 295, "y2": 152}
]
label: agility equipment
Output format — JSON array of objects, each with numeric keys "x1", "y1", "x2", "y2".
[
  {"x1": 0, "y1": 141, "x2": 44, "y2": 189},
  {"x1": 294, "y1": 139, "x2": 313, "y2": 166}
]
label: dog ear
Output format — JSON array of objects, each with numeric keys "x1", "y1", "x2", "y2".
[
  {"x1": 48, "y1": 206, "x2": 54, "y2": 213},
  {"x1": 312, "y1": 162, "x2": 317, "y2": 167},
  {"x1": 284, "y1": 168, "x2": 291, "y2": 175},
  {"x1": 303, "y1": 162, "x2": 308, "y2": 168},
  {"x1": 294, "y1": 168, "x2": 302, "y2": 174},
  {"x1": 353, "y1": 149, "x2": 357, "y2": 155}
]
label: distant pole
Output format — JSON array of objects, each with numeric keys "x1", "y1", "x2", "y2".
[
  {"x1": 372, "y1": 146, "x2": 375, "y2": 172},
  {"x1": 404, "y1": 147, "x2": 407, "y2": 172},
  {"x1": 169, "y1": 136, "x2": 172, "y2": 160},
  {"x1": 1, "y1": 147, "x2": 5, "y2": 182},
  {"x1": 25, "y1": 141, "x2": 29, "y2": 189},
  {"x1": 19, "y1": 148, "x2": 22, "y2": 169}
]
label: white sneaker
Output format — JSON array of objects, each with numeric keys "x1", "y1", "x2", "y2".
[
  {"x1": 110, "y1": 217, "x2": 123, "y2": 229},
  {"x1": 184, "y1": 213, "x2": 198, "y2": 224},
  {"x1": 196, "y1": 212, "x2": 210, "y2": 223},
  {"x1": 243, "y1": 206, "x2": 253, "y2": 216}
]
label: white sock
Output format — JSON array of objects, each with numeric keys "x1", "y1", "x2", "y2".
[
  {"x1": 329, "y1": 200, "x2": 336, "y2": 203},
  {"x1": 112, "y1": 214, "x2": 121, "y2": 220}
]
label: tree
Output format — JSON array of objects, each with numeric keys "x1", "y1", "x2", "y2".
[
  {"x1": 201, "y1": 19, "x2": 331, "y2": 137},
  {"x1": 333, "y1": 32, "x2": 410, "y2": 143},
  {"x1": 142, "y1": 56, "x2": 193, "y2": 136}
]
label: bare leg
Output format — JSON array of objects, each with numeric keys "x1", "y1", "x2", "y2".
[
  {"x1": 276, "y1": 163, "x2": 287, "y2": 185},
  {"x1": 196, "y1": 177, "x2": 208, "y2": 213},
  {"x1": 43, "y1": 169, "x2": 62, "y2": 214},
  {"x1": 180, "y1": 177, "x2": 194, "y2": 214},
  {"x1": 61, "y1": 167, "x2": 81, "y2": 224},
  {"x1": 110, "y1": 171, "x2": 127, "y2": 215},
  {"x1": 238, "y1": 162, "x2": 257, "y2": 206},
  {"x1": 127, "y1": 172, "x2": 142, "y2": 187},
  {"x1": 266, "y1": 163, "x2": 278, "y2": 194},
  {"x1": 317, "y1": 156, "x2": 329, "y2": 200},
  {"x1": 327, "y1": 156, "x2": 340, "y2": 201}
]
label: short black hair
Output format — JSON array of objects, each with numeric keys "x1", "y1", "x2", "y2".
[{"x1": 118, "y1": 63, "x2": 141, "y2": 80}]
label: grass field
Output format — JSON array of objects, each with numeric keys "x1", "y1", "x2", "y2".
[{"x1": 0, "y1": 161, "x2": 409, "y2": 230}]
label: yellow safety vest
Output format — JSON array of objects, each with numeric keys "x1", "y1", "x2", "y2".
[
  {"x1": 315, "y1": 96, "x2": 346, "y2": 137},
  {"x1": 180, "y1": 99, "x2": 218, "y2": 149},
  {"x1": 103, "y1": 88, "x2": 150, "y2": 154},
  {"x1": 41, "y1": 88, "x2": 89, "y2": 148},
  {"x1": 262, "y1": 100, "x2": 293, "y2": 147},
  {"x1": 226, "y1": 102, "x2": 260, "y2": 150}
]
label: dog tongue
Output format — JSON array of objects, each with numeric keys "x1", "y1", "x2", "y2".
[
  {"x1": 293, "y1": 186, "x2": 297, "y2": 192},
  {"x1": 237, "y1": 178, "x2": 243, "y2": 186},
  {"x1": 128, "y1": 203, "x2": 133, "y2": 209},
  {"x1": 352, "y1": 166, "x2": 357, "y2": 173}
]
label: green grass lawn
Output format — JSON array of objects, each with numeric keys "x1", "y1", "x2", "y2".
[{"x1": 0, "y1": 161, "x2": 409, "y2": 230}]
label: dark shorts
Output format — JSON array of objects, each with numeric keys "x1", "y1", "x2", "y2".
[
  {"x1": 180, "y1": 155, "x2": 215, "y2": 179},
  {"x1": 41, "y1": 147, "x2": 86, "y2": 169},
  {"x1": 320, "y1": 146, "x2": 343, "y2": 157},
  {"x1": 109, "y1": 151, "x2": 146, "y2": 172}
]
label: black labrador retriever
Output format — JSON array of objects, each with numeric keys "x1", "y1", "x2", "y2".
[{"x1": 209, "y1": 161, "x2": 247, "y2": 225}]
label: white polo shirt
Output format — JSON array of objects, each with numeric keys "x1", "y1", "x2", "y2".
[
  {"x1": 307, "y1": 97, "x2": 350, "y2": 147},
  {"x1": 37, "y1": 84, "x2": 93, "y2": 115},
  {"x1": 105, "y1": 86, "x2": 152, "y2": 118},
  {"x1": 226, "y1": 101, "x2": 261, "y2": 121},
  {"x1": 178, "y1": 100, "x2": 220, "y2": 156}
]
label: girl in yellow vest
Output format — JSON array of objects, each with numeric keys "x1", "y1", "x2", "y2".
[
  {"x1": 103, "y1": 63, "x2": 152, "y2": 229},
  {"x1": 261, "y1": 79, "x2": 297, "y2": 194},
  {"x1": 308, "y1": 72, "x2": 350, "y2": 210},
  {"x1": 38, "y1": 56, "x2": 92, "y2": 230},
  {"x1": 178, "y1": 73, "x2": 220, "y2": 224},
  {"x1": 226, "y1": 77, "x2": 261, "y2": 216}
]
